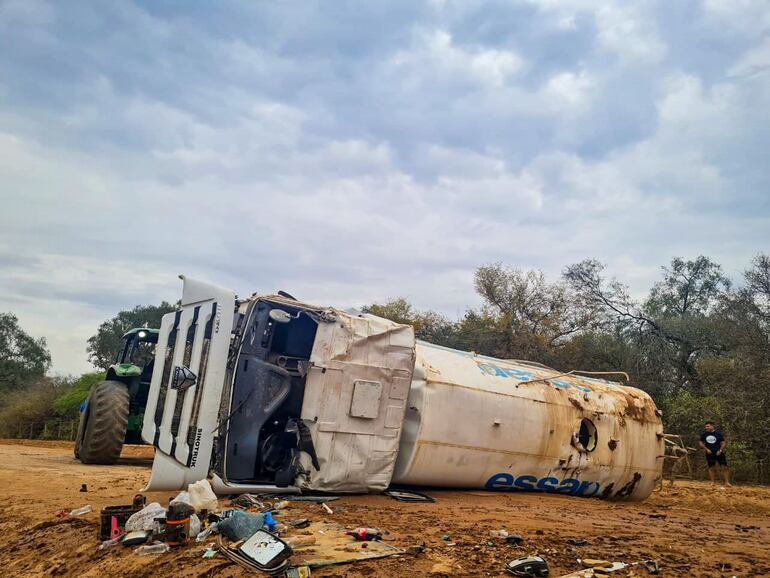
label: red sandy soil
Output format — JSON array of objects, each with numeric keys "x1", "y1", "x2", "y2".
[{"x1": 0, "y1": 440, "x2": 768, "y2": 577}]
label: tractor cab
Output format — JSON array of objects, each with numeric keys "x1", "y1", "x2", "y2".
[{"x1": 110, "y1": 328, "x2": 160, "y2": 386}]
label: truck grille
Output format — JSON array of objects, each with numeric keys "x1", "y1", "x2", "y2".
[{"x1": 143, "y1": 302, "x2": 217, "y2": 466}]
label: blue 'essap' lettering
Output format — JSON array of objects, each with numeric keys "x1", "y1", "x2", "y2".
[
  {"x1": 485, "y1": 473, "x2": 602, "y2": 497},
  {"x1": 514, "y1": 475, "x2": 537, "y2": 490},
  {"x1": 576, "y1": 480, "x2": 601, "y2": 496},
  {"x1": 556, "y1": 478, "x2": 580, "y2": 494},
  {"x1": 486, "y1": 473, "x2": 514, "y2": 489},
  {"x1": 475, "y1": 361, "x2": 592, "y2": 393},
  {"x1": 536, "y1": 476, "x2": 560, "y2": 492}
]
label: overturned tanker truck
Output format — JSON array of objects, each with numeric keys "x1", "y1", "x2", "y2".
[{"x1": 142, "y1": 277, "x2": 664, "y2": 501}]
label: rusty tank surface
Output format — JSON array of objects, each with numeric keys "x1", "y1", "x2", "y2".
[{"x1": 392, "y1": 342, "x2": 664, "y2": 500}]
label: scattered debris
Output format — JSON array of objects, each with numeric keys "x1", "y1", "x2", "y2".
[
  {"x1": 91, "y1": 482, "x2": 400, "y2": 572},
  {"x1": 134, "y1": 541, "x2": 170, "y2": 555},
  {"x1": 567, "y1": 538, "x2": 588, "y2": 546},
  {"x1": 100, "y1": 495, "x2": 146, "y2": 540},
  {"x1": 80, "y1": 484, "x2": 88, "y2": 492},
  {"x1": 505, "y1": 555, "x2": 549, "y2": 577},
  {"x1": 643, "y1": 559, "x2": 661, "y2": 574},
  {"x1": 285, "y1": 535, "x2": 317, "y2": 548},
  {"x1": 264, "y1": 512, "x2": 278, "y2": 532},
  {"x1": 202, "y1": 547, "x2": 217, "y2": 559},
  {"x1": 164, "y1": 501, "x2": 195, "y2": 546},
  {"x1": 289, "y1": 518, "x2": 311, "y2": 529},
  {"x1": 240, "y1": 530, "x2": 293, "y2": 569},
  {"x1": 125, "y1": 502, "x2": 165, "y2": 532},
  {"x1": 346, "y1": 527, "x2": 382, "y2": 541},
  {"x1": 97, "y1": 536, "x2": 123, "y2": 550},
  {"x1": 490, "y1": 529, "x2": 510, "y2": 539},
  {"x1": 282, "y1": 496, "x2": 340, "y2": 503},
  {"x1": 196, "y1": 523, "x2": 218, "y2": 542},
  {"x1": 231, "y1": 494, "x2": 265, "y2": 510},
  {"x1": 285, "y1": 566, "x2": 312, "y2": 577},
  {"x1": 188, "y1": 479, "x2": 219, "y2": 512},
  {"x1": 69, "y1": 505, "x2": 93, "y2": 517},
  {"x1": 384, "y1": 489, "x2": 436, "y2": 503},
  {"x1": 506, "y1": 534, "x2": 524, "y2": 546},
  {"x1": 121, "y1": 530, "x2": 151, "y2": 547},
  {"x1": 442, "y1": 534, "x2": 451, "y2": 541},
  {"x1": 218, "y1": 510, "x2": 267, "y2": 541},
  {"x1": 580, "y1": 559, "x2": 613, "y2": 568},
  {"x1": 560, "y1": 559, "x2": 629, "y2": 576}
]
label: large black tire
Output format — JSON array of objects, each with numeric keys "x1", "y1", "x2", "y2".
[{"x1": 76, "y1": 380, "x2": 129, "y2": 464}]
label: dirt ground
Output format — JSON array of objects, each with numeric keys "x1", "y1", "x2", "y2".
[{"x1": 1, "y1": 440, "x2": 768, "y2": 577}]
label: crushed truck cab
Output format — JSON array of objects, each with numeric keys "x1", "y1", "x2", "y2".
[{"x1": 143, "y1": 277, "x2": 664, "y2": 500}]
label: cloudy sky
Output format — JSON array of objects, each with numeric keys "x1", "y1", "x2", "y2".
[{"x1": 1, "y1": 0, "x2": 769, "y2": 375}]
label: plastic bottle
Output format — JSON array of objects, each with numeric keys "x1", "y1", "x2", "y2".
[
  {"x1": 97, "y1": 536, "x2": 122, "y2": 550},
  {"x1": 189, "y1": 514, "x2": 201, "y2": 538},
  {"x1": 346, "y1": 528, "x2": 382, "y2": 541},
  {"x1": 196, "y1": 522, "x2": 218, "y2": 543},
  {"x1": 272, "y1": 500, "x2": 290, "y2": 510},
  {"x1": 134, "y1": 542, "x2": 171, "y2": 555},
  {"x1": 69, "y1": 505, "x2": 93, "y2": 516}
]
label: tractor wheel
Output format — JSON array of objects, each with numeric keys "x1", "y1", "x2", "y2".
[{"x1": 76, "y1": 380, "x2": 129, "y2": 464}]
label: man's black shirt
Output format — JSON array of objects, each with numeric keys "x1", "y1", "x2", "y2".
[{"x1": 700, "y1": 430, "x2": 724, "y2": 455}]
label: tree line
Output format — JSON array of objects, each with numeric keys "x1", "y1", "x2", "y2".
[
  {"x1": 0, "y1": 304, "x2": 173, "y2": 439},
  {"x1": 363, "y1": 255, "x2": 770, "y2": 483},
  {"x1": 1, "y1": 256, "x2": 768, "y2": 482}
]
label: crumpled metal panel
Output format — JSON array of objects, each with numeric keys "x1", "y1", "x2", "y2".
[{"x1": 297, "y1": 312, "x2": 416, "y2": 492}]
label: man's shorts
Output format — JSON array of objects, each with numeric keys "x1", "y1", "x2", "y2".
[{"x1": 706, "y1": 452, "x2": 727, "y2": 466}]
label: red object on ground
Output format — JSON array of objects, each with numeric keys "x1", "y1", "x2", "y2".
[{"x1": 347, "y1": 528, "x2": 382, "y2": 541}]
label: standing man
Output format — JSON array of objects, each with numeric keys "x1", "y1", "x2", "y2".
[{"x1": 699, "y1": 421, "x2": 731, "y2": 486}]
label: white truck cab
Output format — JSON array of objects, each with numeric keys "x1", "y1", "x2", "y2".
[{"x1": 143, "y1": 277, "x2": 664, "y2": 501}]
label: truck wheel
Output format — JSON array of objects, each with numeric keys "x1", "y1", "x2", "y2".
[{"x1": 77, "y1": 380, "x2": 129, "y2": 464}]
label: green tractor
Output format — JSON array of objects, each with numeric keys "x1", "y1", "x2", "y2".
[{"x1": 75, "y1": 328, "x2": 159, "y2": 464}]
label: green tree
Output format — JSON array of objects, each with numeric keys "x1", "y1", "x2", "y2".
[
  {"x1": 0, "y1": 376, "x2": 71, "y2": 438},
  {"x1": 361, "y1": 298, "x2": 458, "y2": 346},
  {"x1": 87, "y1": 303, "x2": 176, "y2": 370},
  {"x1": 473, "y1": 263, "x2": 600, "y2": 363},
  {"x1": 52, "y1": 371, "x2": 106, "y2": 418},
  {"x1": 564, "y1": 256, "x2": 730, "y2": 393},
  {"x1": 0, "y1": 312, "x2": 51, "y2": 392}
]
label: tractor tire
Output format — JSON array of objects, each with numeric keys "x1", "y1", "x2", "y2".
[{"x1": 76, "y1": 380, "x2": 129, "y2": 464}]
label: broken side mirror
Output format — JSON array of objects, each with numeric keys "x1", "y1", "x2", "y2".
[{"x1": 239, "y1": 529, "x2": 293, "y2": 570}]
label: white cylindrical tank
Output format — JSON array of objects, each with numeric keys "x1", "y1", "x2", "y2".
[{"x1": 392, "y1": 341, "x2": 664, "y2": 500}]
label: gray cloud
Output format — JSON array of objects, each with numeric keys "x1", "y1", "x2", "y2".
[{"x1": 0, "y1": 0, "x2": 768, "y2": 374}]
